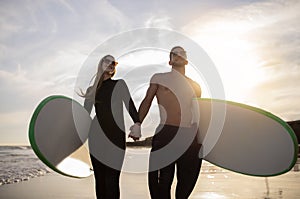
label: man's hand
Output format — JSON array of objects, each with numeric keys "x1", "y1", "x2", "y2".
[{"x1": 128, "y1": 123, "x2": 141, "y2": 141}]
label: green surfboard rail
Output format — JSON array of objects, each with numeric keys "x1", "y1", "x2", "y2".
[
  {"x1": 28, "y1": 95, "x2": 87, "y2": 178},
  {"x1": 194, "y1": 98, "x2": 299, "y2": 177}
]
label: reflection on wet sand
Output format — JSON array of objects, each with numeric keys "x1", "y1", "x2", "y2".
[
  {"x1": 122, "y1": 147, "x2": 300, "y2": 198},
  {"x1": 188, "y1": 160, "x2": 300, "y2": 199}
]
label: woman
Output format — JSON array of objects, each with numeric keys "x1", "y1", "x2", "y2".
[{"x1": 80, "y1": 55, "x2": 141, "y2": 199}]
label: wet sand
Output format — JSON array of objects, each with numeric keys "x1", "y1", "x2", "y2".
[{"x1": 0, "y1": 161, "x2": 299, "y2": 199}]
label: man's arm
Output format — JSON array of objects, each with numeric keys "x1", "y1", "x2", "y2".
[
  {"x1": 190, "y1": 80, "x2": 202, "y2": 144},
  {"x1": 139, "y1": 76, "x2": 158, "y2": 123}
]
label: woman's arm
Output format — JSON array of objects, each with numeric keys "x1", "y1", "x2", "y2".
[
  {"x1": 120, "y1": 80, "x2": 140, "y2": 123},
  {"x1": 120, "y1": 80, "x2": 141, "y2": 140}
]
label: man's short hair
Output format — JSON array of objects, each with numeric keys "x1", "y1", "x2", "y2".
[{"x1": 170, "y1": 46, "x2": 187, "y2": 60}]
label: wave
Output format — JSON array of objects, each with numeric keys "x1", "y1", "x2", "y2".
[
  {"x1": 0, "y1": 146, "x2": 31, "y2": 150},
  {"x1": 0, "y1": 145, "x2": 49, "y2": 186}
]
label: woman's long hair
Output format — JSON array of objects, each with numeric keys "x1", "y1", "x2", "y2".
[{"x1": 78, "y1": 55, "x2": 115, "y2": 102}]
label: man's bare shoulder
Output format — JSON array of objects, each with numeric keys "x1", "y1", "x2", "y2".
[
  {"x1": 186, "y1": 77, "x2": 201, "y2": 97},
  {"x1": 185, "y1": 77, "x2": 199, "y2": 86},
  {"x1": 150, "y1": 72, "x2": 171, "y2": 83}
]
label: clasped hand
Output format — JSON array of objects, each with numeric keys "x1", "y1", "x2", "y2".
[{"x1": 128, "y1": 123, "x2": 141, "y2": 141}]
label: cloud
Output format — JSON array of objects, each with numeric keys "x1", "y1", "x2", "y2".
[
  {"x1": 181, "y1": 0, "x2": 300, "y2": 120},
  {"x1": 0, "y1": 0, "x2": 132, "y2": 107},
  {"x1": 247, "y1": 72, "x2": 300, "y2": 120},
  {"x1": 0, "y1": 65, "x2": 69, "y2": 113},
  {"x1": 145, "y1": 16, "x2": 173, "y2": 29},
  {"x1": 238, "y1": 0, "x2": 300, "y2": 120},
  {"x1": 0, "y1": 0, "x2": 134, "y2": 144},
  {"x1": 1, "y1": 0, "x2": 299, "y2": 144},
  {"x1": 109, "y1": 0, "x2": 261, "y2": 29}
]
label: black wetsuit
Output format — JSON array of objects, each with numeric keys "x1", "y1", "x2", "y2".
[
  {"x1": 148, "y1": 125, "x2": 202, "y2": 199},
  {"x1": 87, "y1": 78, "x2": 139, "y2": 199}
]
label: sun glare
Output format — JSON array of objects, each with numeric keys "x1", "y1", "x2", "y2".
[
  {"x1": 188, "y1": 20, "x2": 266, "y2": 103},
  {"x1": 57, "y1": 157, "x2": 92, "y2": 178}
]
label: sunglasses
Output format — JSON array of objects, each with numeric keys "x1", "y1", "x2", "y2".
[{"x1": 170, "y1": 50, "x2": 187, "y2": 59}]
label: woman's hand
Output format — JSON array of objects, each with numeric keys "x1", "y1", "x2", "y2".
[{"x1": 128, "y1": 123, "x2": 141, "y2": 141}]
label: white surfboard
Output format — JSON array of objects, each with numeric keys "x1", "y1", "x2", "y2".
[
  {"x1": 29, "y1": 95, "x2": 298, "y2": 178},
  {"x1": 197, "y1": 98, "x2": 298, "y2": 177},
  {"x1": 29, "y1": 95, "x2": 93, "y2": 178}
]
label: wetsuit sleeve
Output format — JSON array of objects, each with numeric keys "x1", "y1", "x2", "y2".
[{"x1": 120, "y1": 80, "x2": 140, "y2": 123}]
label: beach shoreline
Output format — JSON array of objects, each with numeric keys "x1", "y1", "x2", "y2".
[
  {"x1": 0, "y1": 171, "x2": 151, "y2": 199},
  {"x1": 1, "y1": 161, "x2": 300, "y2": 199}
]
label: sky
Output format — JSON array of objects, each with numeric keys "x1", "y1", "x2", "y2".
[{"x1": 0, "y1": 0, "x2": 299, "y2": 145}]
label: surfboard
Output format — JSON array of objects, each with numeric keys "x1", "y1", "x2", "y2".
[
  {"x1": 196, "y1": 98, "x2": 298, "y2": 177},
  {"x1": 29, "y1": 95, "x2": 298, "y2": 178},
  {"x1": 29, "y1": 95, "x2": 93, "y2": 178}
]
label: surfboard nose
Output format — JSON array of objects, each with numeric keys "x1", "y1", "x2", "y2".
[
  {"x1": 196, "y1": 98, "x2": 298, "y2": 177},
  {"x1": 29, "y1": 95, "x2": 93, "y2": 178}
]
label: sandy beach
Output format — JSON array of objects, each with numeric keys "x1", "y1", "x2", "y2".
[{"x1": 1, "y1": 161, "x2": 300, "y2": 199}]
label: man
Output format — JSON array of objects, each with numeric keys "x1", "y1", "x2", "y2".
[{"x1": 133, "y1": 46, "x2": 202, "y2": 199}]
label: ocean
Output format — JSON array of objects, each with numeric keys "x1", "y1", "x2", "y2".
[
  {"x1": 0, "y1": 146, "x2": 225, "y2": 187},
  {"x1": 0, "y1": 146, "x2": 50, "y2": 186}
]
